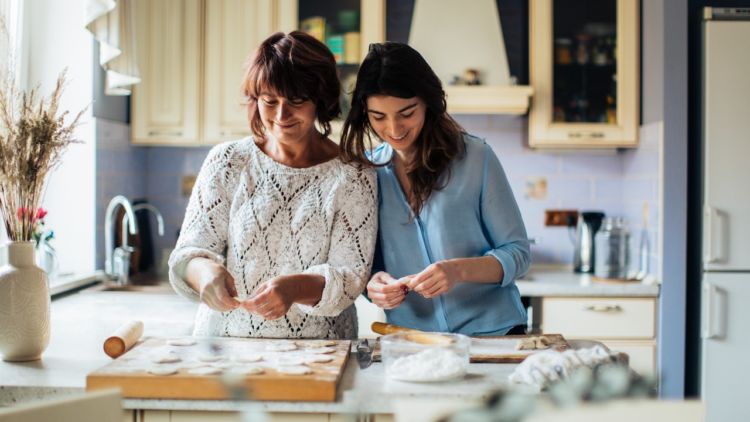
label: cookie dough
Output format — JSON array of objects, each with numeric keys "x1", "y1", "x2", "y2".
[
  {"x1": 167, "y1": 338, "x2": 197, "y2": 347},
  {"x1": 297, "y1": 340, "x2": 336, "y2": 348},
  {"x1": 188, "y1": 366, "x2": 223, "y2": 375},
  {"x1": 515, "y1": 336, "x2": 551, "y2": 351},
  {"x1": 148, "y1": 367, "x2": 178, "y2": 376},
  {"x1": 266, "y1": 342, "x2": 298, "y2": 352},
  {"x1": 233, "y1": 353, "x2": 264, "y2": 363},
  {"x1": 309, "y1": 346, "x2": 336, "y2": 354},
  {"x1": 151, "y1": 353, "x2": 181, "y2": 364},
  {"x1": 304, "y1": 354, "x2": 334, "y2": 364},
  {"x1": 231, "y1": 366, "x2": 265, "y2": 375},
  {"x1": 198, "y1": 354, "x2": 223, "y2": 362},
  {"x1": 276, "y1": 365, "x2": 311, "y2": 375}
]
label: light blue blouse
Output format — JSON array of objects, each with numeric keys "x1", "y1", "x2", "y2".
[{"x1": 370, "y1": 134, "x2": 530, "y2": 336}]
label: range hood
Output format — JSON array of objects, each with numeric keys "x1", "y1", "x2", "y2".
[{"x1": 409, "y1": 0, "x2": 532, "y2": 114}]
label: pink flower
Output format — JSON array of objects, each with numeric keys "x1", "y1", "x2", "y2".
[
  {"x1": 16, "y1": 207, "x2": 28, "y2": 219},
  {"x1": 36, "y1": 208, "x2": 47, "y2": 220}
]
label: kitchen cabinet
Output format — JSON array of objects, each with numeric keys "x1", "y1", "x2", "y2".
[
  {"x1": 141, "y1": 410, "x2": 391, "y2": 421},
  {"x1": 528, "y1": 0, "x2": 639, "y2": 148},
  {"x1": 132, "y1": 0, "x2": 289, "y2": 146},
  {"x1": 541, "y1": 297, "x2": 657, "y2": 376}
]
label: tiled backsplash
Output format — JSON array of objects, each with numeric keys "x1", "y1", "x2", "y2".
[{"x1": 95, "y1": 116, "x2": 661, "y2": 276}]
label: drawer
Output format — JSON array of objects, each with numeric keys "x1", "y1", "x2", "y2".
[
  {"x1": 602, "y1": 340, "x2": 657, "y2": 376},
  {"x1": 541, "y1": 297, "x2": 656, "y2": 339}
]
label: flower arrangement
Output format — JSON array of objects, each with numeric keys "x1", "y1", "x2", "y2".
[{"x1": 0, "y1": 70, "x2": 84, "y2": 242}]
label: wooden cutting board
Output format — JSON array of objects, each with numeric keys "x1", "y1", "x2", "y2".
[
  {"x1": 87, "y1": 337, "x2": 350, "y2": 402},
  {"x1": 371, "y1": 334, "x2": 569, "y2": 363}
]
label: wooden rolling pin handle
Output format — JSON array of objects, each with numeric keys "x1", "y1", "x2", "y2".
[
  {"x1": 103, "y1": 320, "x2": 144, "y2": 358},
  {"x1": 371, "y1": 322, "x2": 414, "y2": 335}
]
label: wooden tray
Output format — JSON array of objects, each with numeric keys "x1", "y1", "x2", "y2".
[
  {"x1": 372, "y1": 334, "x2": 569, "y2": 363},
  {"x1": 87, "y1": 337, "x2": 350, "y2": 402}
]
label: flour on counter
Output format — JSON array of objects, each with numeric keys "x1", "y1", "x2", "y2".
[{"x1": 387, "y1": 348, "x2": 466, "y2": 382}]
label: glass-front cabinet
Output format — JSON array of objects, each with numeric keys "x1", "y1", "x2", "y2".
[{"x1": 528, "y1": 0, "x2": 639, "y2": 148}]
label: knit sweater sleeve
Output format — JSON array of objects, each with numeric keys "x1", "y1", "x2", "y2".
[
  {"x1": 168, "y1": 142, "x2": 245, "y2": 301},
  {"x1": 297, "y1": 166, "x2": 378, "y2": 317}
]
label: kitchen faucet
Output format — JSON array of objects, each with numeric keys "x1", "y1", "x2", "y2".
[
  {"x1": 104, "y1": 195, "x2": 138, "y2": 284},
  {"x1": 116, "y1": 203, "x2": 165, "y2": 285}
]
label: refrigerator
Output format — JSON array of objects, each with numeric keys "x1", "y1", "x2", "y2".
[{"x1": 701, "y1": 7, "x2": 750, "y2": 422}]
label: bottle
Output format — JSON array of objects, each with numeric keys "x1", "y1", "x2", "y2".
[{"x1": 594, "y1": 217, "x2": 630, "y2": 279}]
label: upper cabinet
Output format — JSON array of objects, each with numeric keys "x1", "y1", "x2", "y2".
[
  {"x1": 132, "y1": 0, "x2": 285, "y2": 146},
  {"x1": 528, "y1": 0, "x2": 639, "y2": 148}
]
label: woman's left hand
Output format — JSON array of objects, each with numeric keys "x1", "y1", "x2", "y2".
[
  {"x1": 407, "y1": 261, "x2": 461, "y2": 299},
  {"x1": 242, "y1": 277, "x2": 295, "y2": 320}
]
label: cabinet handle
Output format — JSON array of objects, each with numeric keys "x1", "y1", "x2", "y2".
[
  {"x1": 703, "y1": 205, "x2": 726, "y2": 263},
  {"x1": 148, "y1": 130, "x2": 183, "y2": 137},
  {"x1": 220, "y1": 130, "x2": 252, "y2": 137},
  {"x1": 702, "y1": 283, "x2": 725, "y2": 339},
  {"x1": 568, "y1": 131, "x2": 606, "y2": 139},
  {"x1": 583, "y1": 304, "x2": 622, "y2": 313}
]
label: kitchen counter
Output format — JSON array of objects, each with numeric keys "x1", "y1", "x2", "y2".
[
  {"x1": 516, "y1": 268, "x2": 660, "y2": 297},
  {"x1": 0, "y1": 289, "x2": 517, "y2": 414},
  {"x1": 1, "y1": 268, "x2": 657, "y2": 414}
]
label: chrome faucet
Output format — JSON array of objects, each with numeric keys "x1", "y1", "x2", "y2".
[
  {"x1": 115, "y1": 203, "x2": 164, "y2": 285},
  {"x1": 104, "y1": 195, "x2": 138, "y2": 283}
]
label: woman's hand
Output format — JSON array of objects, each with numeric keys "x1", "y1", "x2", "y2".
[
  {"x1": 242, "y1": 277, "x2": 296, "y2": 320},
  {"x1": 367, "y1": 272, "x2": 407, "y2": 309},
  {"x1": 185, "y1": 258, "x2": 240, "y2": 312},
  {"x1": 407, "y1": 261, "x2": 461, "y2": 299}
]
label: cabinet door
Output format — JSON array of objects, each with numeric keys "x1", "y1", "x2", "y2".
[
  {"x1": 541, "y1": 297, "x2": 656, "y2": 339},
  {"x1": 132, "y1": 0, "x2": 202, "y2": 145},
  {"x1": 203, "y1": 0, "x2": 277, "y2": 145},
  {"x1": 529, "y1": 0, "x2": 639, "y2": 148}
]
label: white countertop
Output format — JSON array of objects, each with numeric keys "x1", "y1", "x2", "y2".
[{"x1": 515, "y1": 267, "x2": 660, "y2": 297}]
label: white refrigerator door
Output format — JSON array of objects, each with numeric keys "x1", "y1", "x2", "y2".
[
  {"x1": 703, "y1": 20, "x2": 750, "y2": 271},
  {"x1": 702, "y1": 272, "x2": 750, "y2": 421}
]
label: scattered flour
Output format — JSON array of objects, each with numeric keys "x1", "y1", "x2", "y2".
[{"x1": 387, "y1": 348, "x2": 466, "y2": 382}]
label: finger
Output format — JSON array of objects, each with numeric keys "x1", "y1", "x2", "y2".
[
  {"x1": 413, "y1": 274, "x2": 438, "y2": 293},
  {"x1": 422, "y1": 281, "x2": 445, "y2": 298},
  {"x1": 377, "y1": 272, "x2": 398, "y2": 284},
  {"x1": 224, "y1": 272, "x2": 238, "y2": 297}
]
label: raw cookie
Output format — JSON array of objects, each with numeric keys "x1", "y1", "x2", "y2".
[
  {"x1": 276, "y1": 355, "x2": 306, "y2": 366},
  {"x1": 233, "y1": 353, "x2": 263, "y2": 363},
  {"x1": 188, "y1": 366, "x2": 223, "y2": 375},
  {"x1": 151, "y1": 353, "x2": 181, "y2": 364},
  {"x1": 231, "y1": 366, "x2": 265, "y2": 375},
  {"x1": 297, "y1": 340, "x2": 336, "y2": 348},
  {"x1": 266, "y1": 342, "x2": 297, "y2": 352},
  {"x1": 515, "y1": 336, "x2": 551, "y2": 351},
  {"x1": 198, "y1": 354, "x2": 223, "y2": 362},
  {"x1": 167, "y1": 338, "x2": 197, "y2": 347},
  {"x1": 304, "y1": 355, "x2": 334, "y2": 364},
  {"x1": 148, "y1": 367, "x2": 178, "y2": 376},
  {"x1": 309, "y1": 347, "x2": 336, "y2": 354},
  {"x1": 276, "y1": 365, "x2": 311, "y2": 375}
]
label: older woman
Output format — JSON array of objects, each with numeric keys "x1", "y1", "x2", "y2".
[{"x1": 169, "y1": 32, "x2": 377, "y2": 339}]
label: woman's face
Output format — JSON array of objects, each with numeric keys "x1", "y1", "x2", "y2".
[
  {"x1": 366, "y1": 95, "x2": 426, "y2": 157},
  {"x1": 257, "y1": 91, "x2": 317, "y2": 143}
]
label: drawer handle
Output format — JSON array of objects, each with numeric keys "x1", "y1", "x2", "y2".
[
  {"x1": 148, "y1": 130, "x2": 183, "y2": 137},
  {"x1": 568, "y1": 131, "x2": 606, "y2": 139},
  {"x1": 584, "y1": 304, "x2": 623, "y2": 313}
]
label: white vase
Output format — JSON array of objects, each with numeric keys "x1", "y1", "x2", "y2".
[{"x1": 0, "y1": 241, "x2": 50, "y2": 361}]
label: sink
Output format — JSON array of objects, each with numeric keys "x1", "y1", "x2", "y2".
[{"x1": 94, "y1": 283, "x2": 175, "y2": 294}]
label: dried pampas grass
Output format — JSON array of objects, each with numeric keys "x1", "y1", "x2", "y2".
[{"x1": 0, "y1": 54, "x2": 86, "y2": 241}]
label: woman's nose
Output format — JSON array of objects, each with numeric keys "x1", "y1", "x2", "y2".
[
  {"x1": 276, "y1": 102, "x2": 292, "y2": 120},
  {"x1": 387, "y1": 119, "x2": 403, "y2": 136}
]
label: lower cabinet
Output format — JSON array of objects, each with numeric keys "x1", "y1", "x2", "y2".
[{"x1": 541, "y1": 296, "x2": 658, "y2": 376}]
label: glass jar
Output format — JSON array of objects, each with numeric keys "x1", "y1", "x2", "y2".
[{"x1": 594, "y1": 217, "x2": 630, "y2": 279}]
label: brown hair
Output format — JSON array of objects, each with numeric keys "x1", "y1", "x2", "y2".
[
  {"x1": 340, "y1": 42, "x2": 465, "y2": 216},
  {"x1": 242, "y1": 31, "x2": 341, "y2": 138}
]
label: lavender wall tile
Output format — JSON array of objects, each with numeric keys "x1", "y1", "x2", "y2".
[{"x1": 560, "y1": 153, "x2": 623, "y2": 175}]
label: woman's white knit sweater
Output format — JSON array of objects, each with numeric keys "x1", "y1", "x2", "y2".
[{"x1": 168, "y1": 138, "x2": 377, "y2": 339}]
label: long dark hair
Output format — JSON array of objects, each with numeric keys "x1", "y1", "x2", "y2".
[
  {"x1": 340, "y1": 42, "x2": 465, "y2": 216},
  {"x1": 242, "y1": 31, "x2": 341, "y2": 138}
]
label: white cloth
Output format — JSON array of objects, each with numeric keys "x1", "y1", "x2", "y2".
[
  {"x1": 169, "y1": 138, "x2": 378, "y2": 339},
  {"x1": 85, "y1": 0, "x2": 140, "y2": 95},
  {"x1": 509, "y1": 346, "x2": 616, "y2": 391}
]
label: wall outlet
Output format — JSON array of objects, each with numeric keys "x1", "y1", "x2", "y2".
[
  {"x1": 181, "y1": 175, "x2": 197, "y2": 197},
  {"x1": 544, "y1": 209, "x2": 578, "y2": 227}
]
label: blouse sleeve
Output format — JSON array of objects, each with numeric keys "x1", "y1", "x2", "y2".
[
  {"x1": 168, "y1": 142, "x2": 240, "y2": 301},
  {"x1": 297, "y1": 167, "x2": 378, "y2": 316},
  {"x1": 479, "y1": 143, "x2": 531, "y2": 287}
]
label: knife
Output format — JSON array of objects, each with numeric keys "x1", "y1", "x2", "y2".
[{"x1": 356, "y1": 339, "x2": 373, "y2": 369}]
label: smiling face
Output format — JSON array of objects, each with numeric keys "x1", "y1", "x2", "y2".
[
  {"x1": 366, "y1": 95, "x2": 426, "y2": 159},
  {"x1": 256, "y1": 91, "x2": 318, "y2": 144}
]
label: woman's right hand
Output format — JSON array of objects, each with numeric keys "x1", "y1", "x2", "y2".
[
  {"x1": 185, "y1": 258, "x2": 240, "y2": 312},
  {"x1": 367, "y1": 272, "x2": 407, "y2": 310}
]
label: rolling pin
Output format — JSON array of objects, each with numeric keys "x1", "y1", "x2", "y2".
[
  {"x1": 103, "y1": 320, "x2": 144, "y2": 358},
  {"x1": 371, "y1": 322, "x2": 454, "y2": 345}
]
